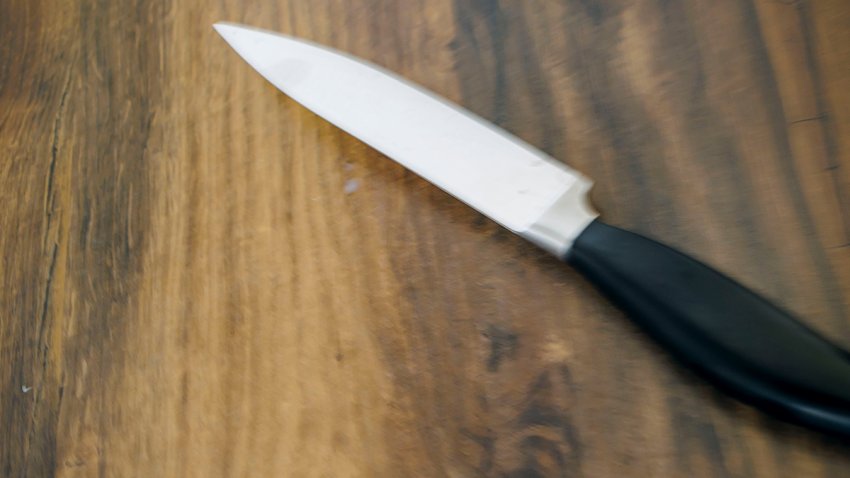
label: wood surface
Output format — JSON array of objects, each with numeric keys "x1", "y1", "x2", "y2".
[{"x1": 2, "y1": 0, "x2": 850, "y2": 476}]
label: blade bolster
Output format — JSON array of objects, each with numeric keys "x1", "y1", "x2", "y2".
[{"x1": 520, "y1": 178, "x2": 598, "y2": 257}]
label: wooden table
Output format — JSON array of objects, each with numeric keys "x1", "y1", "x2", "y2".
[{"x1": 2, "y1": 0, "x2": 849, "y2": 476}]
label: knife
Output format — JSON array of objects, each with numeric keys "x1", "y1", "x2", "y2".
[{"x1": 214, "y1": 22, "x2": 850, "y2": 437}]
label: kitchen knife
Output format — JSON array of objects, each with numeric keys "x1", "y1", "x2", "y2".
[{"x1": 214, "y1": 22, "x2": 850, "y2": 437}]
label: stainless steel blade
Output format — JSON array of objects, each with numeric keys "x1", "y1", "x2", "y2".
[{"x1": 214, "y1": 23, "x2": 597, "y2": 255}]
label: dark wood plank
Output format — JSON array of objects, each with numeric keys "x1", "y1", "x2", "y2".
[{"x1": 1, "y1": 0, "x2": 849, "y2": 476}]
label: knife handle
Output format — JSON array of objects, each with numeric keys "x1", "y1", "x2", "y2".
[{"x1": 566, "y1": 219, "x2": 850, "y2": 437}]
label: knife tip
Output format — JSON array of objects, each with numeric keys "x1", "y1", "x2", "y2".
[{"x1": 212, "y1": 22, "x2": 237, "y2": 35}]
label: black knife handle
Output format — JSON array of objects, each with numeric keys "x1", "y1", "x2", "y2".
[{"x1": 565, "y1": 219, "x2": 850, "y2": 437}]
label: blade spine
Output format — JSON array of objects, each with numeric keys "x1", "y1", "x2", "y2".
[{"x1": 215, "y1": 22, "x2": 584, "y2": 179}]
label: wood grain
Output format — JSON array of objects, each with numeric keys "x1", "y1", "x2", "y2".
[{"x1": 2, "y1": 0, "x2": 849, "y2": 476}]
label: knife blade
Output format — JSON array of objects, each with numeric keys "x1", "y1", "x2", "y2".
[
  {"x1": 214, "y1": 22, "x2": 850, "y2": 438},
  {"x1": 212, "y1": 22, "x2": 596, "y2": 256}
]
